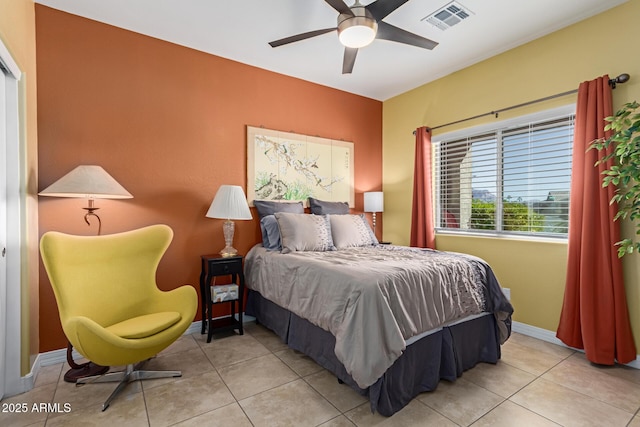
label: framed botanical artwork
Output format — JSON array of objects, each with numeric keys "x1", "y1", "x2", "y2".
[{"x1": 247, "y1": 126, "x2": 354, "y2": 207}]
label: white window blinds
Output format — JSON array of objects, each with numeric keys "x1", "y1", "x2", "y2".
[{"x1": 434, "y1": 114, "x2": 574, "y2": 237}]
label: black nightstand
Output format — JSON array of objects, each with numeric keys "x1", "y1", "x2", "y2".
[{"x1": 199, "y1": 254, "x2": 244, "y2": 343}]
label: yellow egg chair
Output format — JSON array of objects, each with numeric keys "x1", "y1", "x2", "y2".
[{"x1": 40, "y1": 224, "x2": 198, "y2": 411}]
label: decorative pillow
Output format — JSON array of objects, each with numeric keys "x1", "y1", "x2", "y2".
[
  {"x1": 308, "y1": 197, "x2": 350, "y2": 215},
  {"x1": 253, "y1": 200, "x2": 304, "y2": 219},
  {"x1": 274, "y1": 212, "x2": 335, "y2": 254},
  {"x1": 329, "y1": 214, "x2": 379, "y2": 249},
  {"x1": 260, "y1": 215, "x2": 281, "y2": 251}
]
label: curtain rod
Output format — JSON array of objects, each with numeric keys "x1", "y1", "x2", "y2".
[{"x1": 413, "y1": 73, "x2": 630, "y2": 135}]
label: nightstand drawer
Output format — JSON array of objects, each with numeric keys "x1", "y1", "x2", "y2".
[{"x1": 208, "y1": 259, "x2": 242, "y2": 276}]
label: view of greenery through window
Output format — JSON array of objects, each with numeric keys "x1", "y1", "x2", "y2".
[
  {"x1": 436, "y1": 115, "x2": 574, "y2": 237},
  {"x1": 470, "y1": 200, "x2": 545, "y2": 232}
]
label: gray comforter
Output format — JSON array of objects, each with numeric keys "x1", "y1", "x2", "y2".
[{"x1": 244, "y1": 244, "x2": 513, "y2": 389}]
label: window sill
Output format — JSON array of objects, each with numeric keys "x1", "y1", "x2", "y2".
[{"x1": 435, "y1": 229, "x2": 568, "y2": 245}]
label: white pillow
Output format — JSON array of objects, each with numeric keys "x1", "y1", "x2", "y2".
[
  {"x1": 274, "y1": 213, "x2": 335, "y2": 253},
  {"x1": 329, "y1": 214, "x2": 379, "y2": 249}
]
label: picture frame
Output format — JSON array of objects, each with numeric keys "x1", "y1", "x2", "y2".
[{"x1": 247, "y1": 126, "x2": 354, "y2": 207}]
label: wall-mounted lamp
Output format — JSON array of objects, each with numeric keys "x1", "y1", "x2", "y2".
[
  {"x1": 38, "y1": 164, "x2": 132, "y2": 382},
  {"x1": 364, "y1": 191, "x2": 383, "y2": 237},
  {"x1": 206, "y1": 185, "x2": 253, "y2": 257},
  {"x1": 39, "y1": 165, "x2": 133, "y2": 235}
]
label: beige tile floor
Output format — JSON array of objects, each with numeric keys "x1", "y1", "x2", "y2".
[{"x1": 2, "y1": 324, "x2": 640, "y2": 427}]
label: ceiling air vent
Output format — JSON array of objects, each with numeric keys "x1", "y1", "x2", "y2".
[{"x1": 422, "y1": 1, "x2": 473, "y2": 31}]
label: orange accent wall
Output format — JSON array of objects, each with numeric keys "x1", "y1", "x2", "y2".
[{"x1": 35, "y1": 5, "x2": 382, "y2": 352}]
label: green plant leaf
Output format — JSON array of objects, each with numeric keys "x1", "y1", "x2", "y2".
[{"x1": 594, "y1": 101, "x2": 640, "y2": 257}]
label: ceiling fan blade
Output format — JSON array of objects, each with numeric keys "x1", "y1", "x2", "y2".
[
  {"x1": 269, "y1": 28, "x2": 336, "y2": 48},
  {"x1": 342, "y1": 47, "x2": 358, "y2": 74},
  {"x1": 325, "y1": 0, "x2": 354, "y2": 16},
  {"x1": 366, "y1": 0, "x2": 410, "y2": 21},
  {"x1": 376, "y1": 21, "x2": 438, "y2": 50}
]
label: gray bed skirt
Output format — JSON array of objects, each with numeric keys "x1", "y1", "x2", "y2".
[{"x1": 246, "y1": 289, "x2": 501, "y2": 416}]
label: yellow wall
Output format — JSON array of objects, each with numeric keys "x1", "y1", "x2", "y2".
[
  {"x1": 383, "y1": 0, "x2": 640, "y2": 348},
  {"x1": 0, "y1": 0, "x2": 39, "y2": 374}
]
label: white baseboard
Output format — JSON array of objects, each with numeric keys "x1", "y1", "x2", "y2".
[
  {"x1": 512, "y1": 320, "x2": 640, "y2": 369},
  {"x1": 512, "y1": 321, "x2": 567, "y2": 347}
]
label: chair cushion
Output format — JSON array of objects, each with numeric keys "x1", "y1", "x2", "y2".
[{"x1": 106, "y1": 312, "x2": 182, "y2": 339}]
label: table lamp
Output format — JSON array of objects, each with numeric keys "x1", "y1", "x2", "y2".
[
  {"x1": 364, "y1": 191, "x2": 384, "y2": 237},
  {"x1": 206, "y1": 185, "x2": 252, "y2": 257}
]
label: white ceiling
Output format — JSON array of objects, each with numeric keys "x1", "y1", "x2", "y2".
[{"x1": 34, "y1": 0, "x2": 627, "y2": 101}]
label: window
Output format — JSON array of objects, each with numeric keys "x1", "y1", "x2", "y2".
[{"x1": 434, "y1": 109, "x2": 574, "y2": 238}]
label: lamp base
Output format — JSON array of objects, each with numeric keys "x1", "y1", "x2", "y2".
[
  {"x1": 220, "y1": 220, "x2": 238, "y2": 257},
  {"x1": 82, "y1": 199, "x2": 103, "y2": 235},
  {"x1": 219, "y1": 246, "x2": 238, "y2": 257}
]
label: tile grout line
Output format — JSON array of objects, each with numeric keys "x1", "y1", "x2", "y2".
[
  {"x1": 534, "y1": 353, "x2": 640, "y2": 418},
  {"x1": 248, "y1": 328, "x2": 361, "y2": 425},
  {"x1": 300, "y1": 371, "x2": 358, "y2": 420},
  {"x1": 141, "y1": 381, "x2": 151, "y2": 427},
  {"x1": 502, "y1": 349, "x2": 575, "y2": 424},
  {"x1": 504, "y1": 400, "x2": 564, "y2": 426}
]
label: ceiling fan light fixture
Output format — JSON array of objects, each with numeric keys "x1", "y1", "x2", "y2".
[
  {"x1": 269, "y1": 0, "x2": 439, "y2": 74},
  {"x1": 338, "y1": 20, "x2": 377, "y2": 48},
  {"x1": 337, "y1": 6, "x2": 378, "y2": 49}
]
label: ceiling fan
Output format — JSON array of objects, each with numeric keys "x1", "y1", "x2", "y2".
[{"x1": 269, "y1": 0, "x2": 438, "y2": 74}]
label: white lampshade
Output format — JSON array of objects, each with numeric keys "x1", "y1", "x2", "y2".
[
  {"x1": 39, "y1": 165, "x2": 132, "y2": 236},
  {"x1": 206, "y1": 185, "x2": 252, "y2": 221},
  {"x1": 39, "y1": 165, "x2": 132, "y2": 199},
  {"x1": 364, "y1": 191, "x2": 384, "y2": 213}
]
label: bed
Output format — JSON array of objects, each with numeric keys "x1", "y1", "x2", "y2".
[{"x1": 244, "y1": 203, "x2": 514, "y2": 416}]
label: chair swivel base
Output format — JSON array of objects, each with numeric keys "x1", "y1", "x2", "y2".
[{"x1": 77, "y1": 361, "x2": 182, "y2": 411}]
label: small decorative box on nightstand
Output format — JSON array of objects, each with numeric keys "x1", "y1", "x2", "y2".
[
  {"x1": 199, "y1": 254, "x2": 244, "y2": 343},
  {"x1": 211, "y1": 284, "x2": 239, "y2": 303}
]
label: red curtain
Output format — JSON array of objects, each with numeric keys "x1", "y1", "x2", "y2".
[
  {"x1": 410, "y1": 127, "x2": 435, "y2": 248},
  {"x1": 556, "y1": 75, "x2": 637, "y2": 364}
]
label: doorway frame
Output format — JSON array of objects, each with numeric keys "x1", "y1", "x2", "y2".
[{"x1": 0, "y1": 36, "x2": 26, "y2": 398}]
